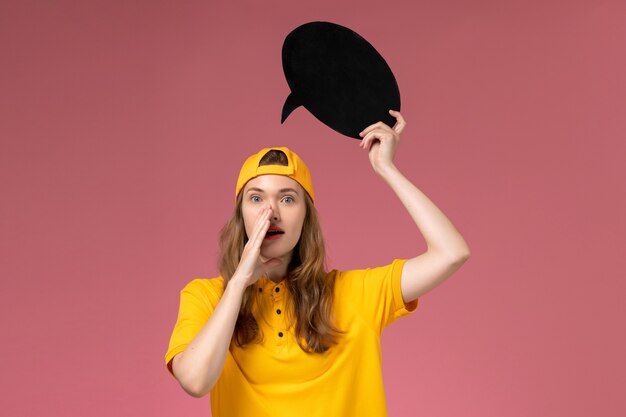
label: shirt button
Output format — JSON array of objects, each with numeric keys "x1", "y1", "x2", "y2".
[
  {"x1": 278, "y1": 332, "x2": 284, "y2": 337},
  {"x1": 275, "y1": 287, "x2": 280, "y2": 293},
  {"x1": 276, "y1": 309, "x2": 281, "y2": 314}
]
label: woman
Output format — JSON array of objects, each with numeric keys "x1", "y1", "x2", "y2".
[{"x1": 165, "y1": 111, "x2": 470, "y2": 416}]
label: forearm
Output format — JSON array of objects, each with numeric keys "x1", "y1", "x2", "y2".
[
  {"x1": 377, "y1": 163, "x2": 470, "y2": 259},
  {"x1": 174, "y1": 277, "x2": 248, "y2": 397}
]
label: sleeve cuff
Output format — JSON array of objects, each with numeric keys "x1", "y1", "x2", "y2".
[
  {"x1": 392, "y1": 259, "x2": 419, "y2": 318},
  {"x1": 164, "y1": 344, "x2": 188, "y2": 379}
]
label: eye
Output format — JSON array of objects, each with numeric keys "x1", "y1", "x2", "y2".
[
  {"x1": 281, "y1": 196, "x2": 295, "y2": 203},
  {"x1": 250, "y1": 195, "x2": 262, "y2": 203}
]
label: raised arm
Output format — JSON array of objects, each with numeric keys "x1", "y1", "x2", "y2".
[
  {"x1": 359, "y1": 110, "x2": 471, "y2": 303},
  {"x1": 171, "y1": 205, "x2": 277, "y2": 397}
]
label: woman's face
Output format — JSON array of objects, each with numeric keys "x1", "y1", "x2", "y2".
[{"x1": 241, "y1": 174, "x2": 307, "y2": 264}]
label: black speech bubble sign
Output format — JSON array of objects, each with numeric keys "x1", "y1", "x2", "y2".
[{"x1": 281, "y1": 21, "x2": 400, "y2": 139}]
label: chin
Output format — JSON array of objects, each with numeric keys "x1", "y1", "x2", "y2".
[
  {"x1": 261, "y1": 251, "x2": 285, "y2": 260},
  {"x1": 260, "y1": 247, "x2": 293, "y2": 261}
]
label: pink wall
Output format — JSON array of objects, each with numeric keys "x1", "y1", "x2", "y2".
[{"x1": 1, "y1": 0, "x2": 624, "y2": 416}]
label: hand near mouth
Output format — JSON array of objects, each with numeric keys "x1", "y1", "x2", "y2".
[{"x1": 231, "y1": 206, "x2": 284, "y2": 288}]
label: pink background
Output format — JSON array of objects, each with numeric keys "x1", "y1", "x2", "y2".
[{"x1": 1, "y1": 0, "x2": 625, "y2": 416}]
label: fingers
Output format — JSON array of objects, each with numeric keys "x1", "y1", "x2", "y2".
[
  {"x1": 359, "y1": 121, "x2": 392, "y2": 139},
  {"x1": 389, "y1": 110, "x2": 406, "y2": 134},
  {"x1": 358, "y1": 110, "x2": 406, "y2": 149},
  {"x1": 360, "y1": 127, "x2": 398, "y2": 150},
  {"x1": 360, "y1": 129, "x2": 384, "y2": 150},
  {"x1": 246, "y1": 205, "x2": 272, "y2": 249},
  {"x1": 235, "y1": 205, "x2": 275, "y2": 285},
  {"x1": 358, "y1": 110, "x2": 407, "y2": 137}
]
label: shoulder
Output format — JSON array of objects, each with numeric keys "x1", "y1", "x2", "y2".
[
  {"x1": 329, "y1": 259, "x2": 407, "y2": 304},
  {"x1": 180, "y1": 277, "x2": 225, "y2": 302},
  {"x1": 331, "y1": 259, "x2": 406, "y2": 285},
  {"x1": 329, "y1": 259, "x2": 415, "y2": 330}
]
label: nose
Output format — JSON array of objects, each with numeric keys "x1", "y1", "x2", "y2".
[{"x1": 269, "y1": 202, "x2": 280, "y2": 222}]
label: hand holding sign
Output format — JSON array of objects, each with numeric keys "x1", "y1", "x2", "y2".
[{"x1": 359, "y1": 109, "x2": 406, "y2": 173}]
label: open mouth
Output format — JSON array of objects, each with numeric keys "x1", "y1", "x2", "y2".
[
  {"x1": 265, "y1": 230, "x2": 285, "y2": 236},
  {"x1": 264, "y1": 227, "x2": 285, "y2": 239}
]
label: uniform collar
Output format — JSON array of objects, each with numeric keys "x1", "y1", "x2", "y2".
[{"x1": 257, "y1": 275, "x2": 287, "y2": 293}]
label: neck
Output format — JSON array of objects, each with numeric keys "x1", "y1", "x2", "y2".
[
  {"x1": 260, "y1": 253, "x2": 292, "y2": 283},
  {"x1": 265, "y1": 264, "x2": 288, "y2": 283}
]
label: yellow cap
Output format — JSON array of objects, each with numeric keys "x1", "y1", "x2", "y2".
[{"x1": 235, "y1": 147, "x2": 315, "y2": 203}]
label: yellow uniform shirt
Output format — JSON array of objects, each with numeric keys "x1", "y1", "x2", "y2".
[{"x1": 165, "y1": 258, "x2": 419, "y2": 416}]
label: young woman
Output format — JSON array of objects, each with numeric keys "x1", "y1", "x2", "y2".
[{"x1": 165, "y1": 111, "x2": 470, "y2": 416}]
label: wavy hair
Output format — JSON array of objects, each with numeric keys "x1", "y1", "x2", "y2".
[{"x1": 217, "y1": 150, "x2": 343, "y2": 353}]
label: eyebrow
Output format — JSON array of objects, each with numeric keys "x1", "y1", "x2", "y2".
[{"x1": 246, "y1": 187, "x2": 300, "y2": 195}]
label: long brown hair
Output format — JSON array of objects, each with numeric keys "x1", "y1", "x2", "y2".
[{"x1": 217, "y1": 150, "x2": 343, "y2": 353}]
